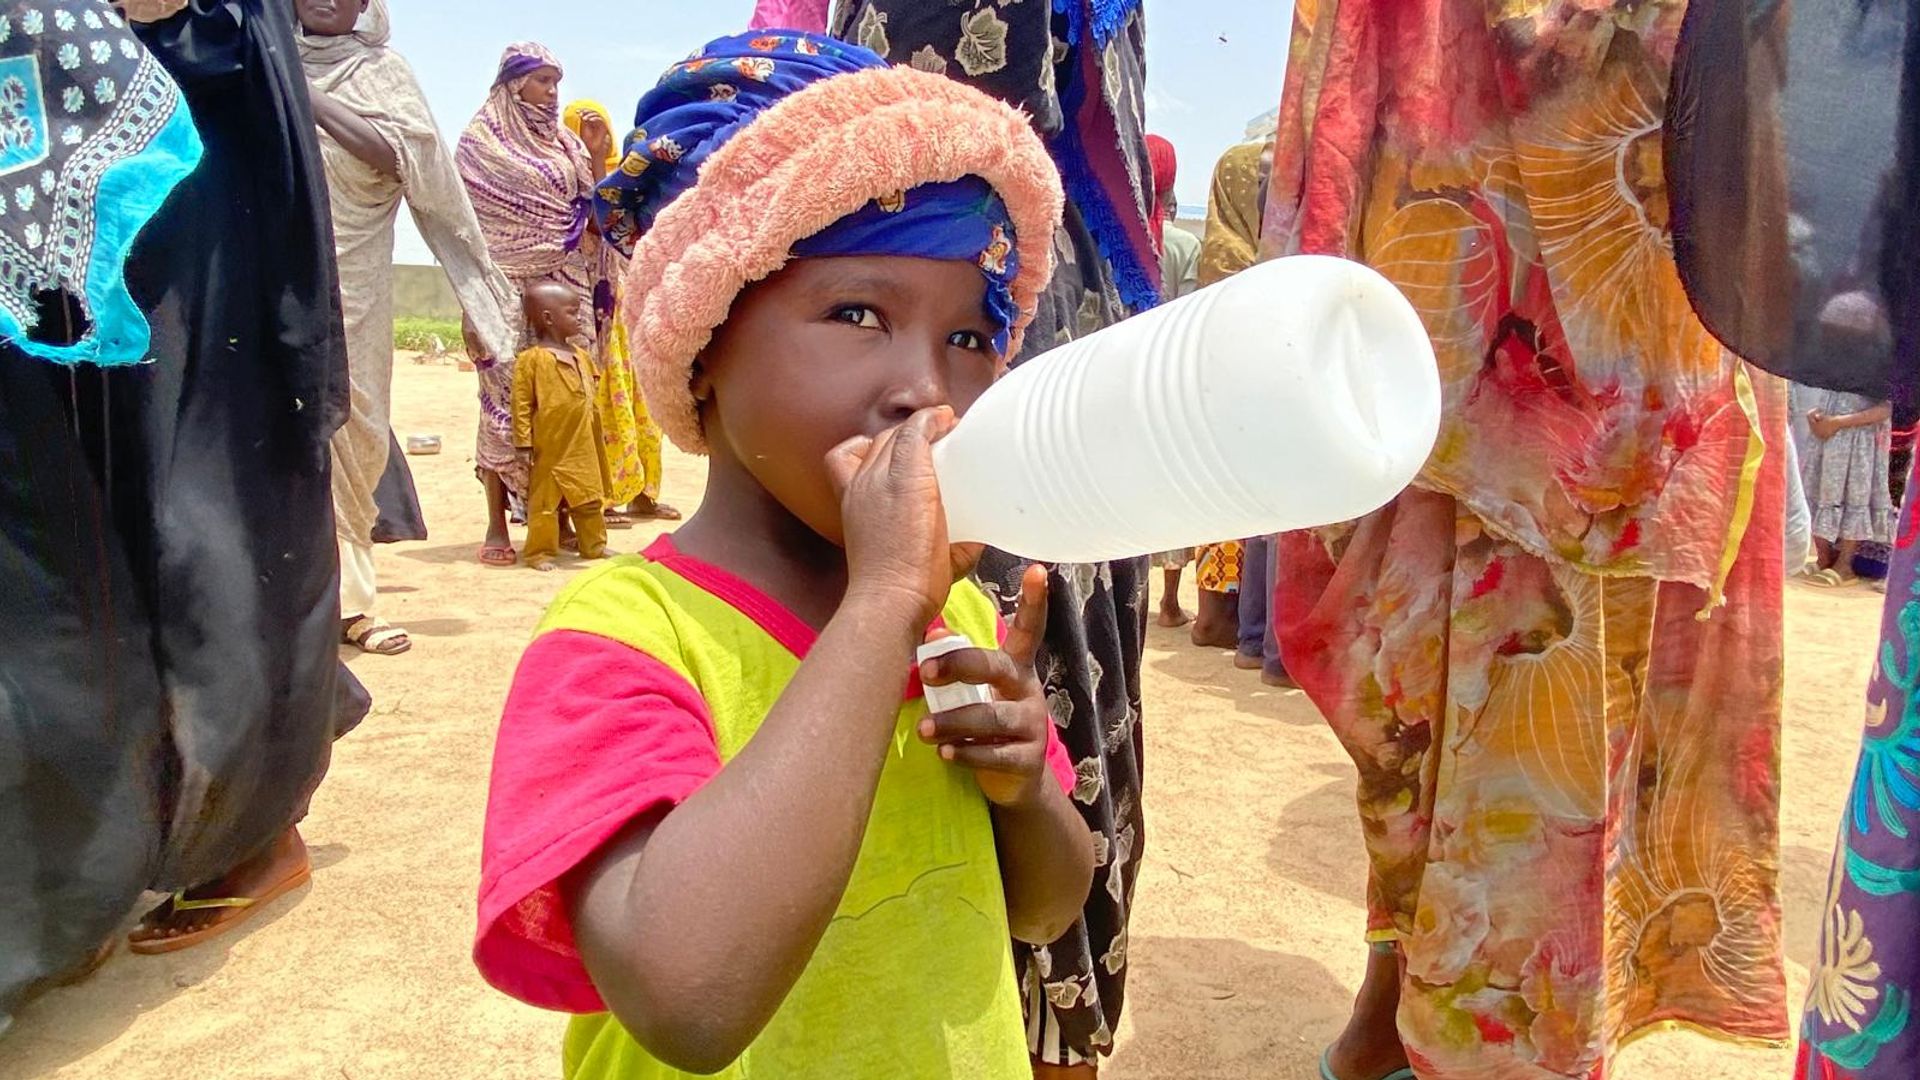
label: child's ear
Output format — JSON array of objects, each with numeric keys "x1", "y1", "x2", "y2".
[{"x1": 689, "y1": 358, "x2": 712, "y2": 405}]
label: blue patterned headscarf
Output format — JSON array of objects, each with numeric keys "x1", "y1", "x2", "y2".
[{"x1": 596, "y1": 31, "x2": 1021, "y2": 354}]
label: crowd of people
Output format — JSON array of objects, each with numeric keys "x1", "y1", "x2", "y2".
[{"x1": 0, "y1": 2, "x2": 1915, "y2": 1080}]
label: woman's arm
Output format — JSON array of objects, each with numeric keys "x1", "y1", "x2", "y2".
[
  {"x1": 1808, "y1": 401, "x2": 1892, "y2": 441},
  {"x1": 567, "y1": 410, "x2": 966, "y2": 1074},
  {"x1": 1835, "y1": 401, "x2": 1893, "y2": 429},
  {"x1": 309, "y1": 86, "x2": 400, "y2": 179}
]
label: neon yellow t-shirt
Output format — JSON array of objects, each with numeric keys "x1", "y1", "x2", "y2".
[{"x1": 520, "y1": 539, "x2": 1034, "y2": 1079}]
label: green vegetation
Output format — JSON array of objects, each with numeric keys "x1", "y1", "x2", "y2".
[{"x1": 394, "y1": 316, "x2": 462, "y2": 354}]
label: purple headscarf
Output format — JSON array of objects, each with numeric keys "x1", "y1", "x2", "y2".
[{"x1": 455, "y1": 42, "x2": 597, "y2": 279}]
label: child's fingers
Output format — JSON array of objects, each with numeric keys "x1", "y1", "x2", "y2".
[
  {"x1": 920, "y1": 647, "x2": 1025, "y2": 697},
  {"x1": 939, "y1": 740, "x2": 1038, "y2": 774},
  {"x1": 1002, "y1": 565, "x2": 1050, "y2": 671},
  {"x1": 917, "y1": 703, "x2": 1022, "y2": 746},
  {"x1": 824, "y1": 432, "x2": 876, "y2": 499}
]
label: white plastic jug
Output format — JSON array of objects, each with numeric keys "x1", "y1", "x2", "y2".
[{"x1": 933, "y1": 255, "x2": 1442, "y2": 563}]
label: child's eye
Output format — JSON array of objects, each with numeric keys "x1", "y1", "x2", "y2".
[
  {"x1": 948, "y1": 329, "x2": 991, "y2": 352},
  {"x1": 829, "y1": 305, "x2": 884, "y2": 330}
]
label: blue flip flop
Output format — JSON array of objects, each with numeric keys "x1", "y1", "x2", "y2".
[{"x1": 1320, "y1": 1049, "x2": 1416, "y2": 1080}]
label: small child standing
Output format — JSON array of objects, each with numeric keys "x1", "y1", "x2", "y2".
[
  {"x1": 511, "y1": 281, "x2": 610, "y2": 572},
  {"x1": 474, "y1": 32, "x2": 1090, "y2": 1080}
]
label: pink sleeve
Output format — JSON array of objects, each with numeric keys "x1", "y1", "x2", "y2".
[
  {"x1": 1044, "y1": 722, "x2": 1077, "y2": 798},
  {"x1": 474, "y1": 631, "x2": 722, "y2": 1014},
  {"x1": 748, "y1": 0, "x2": 829, "y2": 31}
]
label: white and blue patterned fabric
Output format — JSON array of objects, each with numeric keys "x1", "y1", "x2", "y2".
[{"x1": 0, "y1": 1, "x2": 201, "y2": 366}]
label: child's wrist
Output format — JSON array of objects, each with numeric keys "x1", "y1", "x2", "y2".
[{"x1": 840, "y1": 584, "x2": 934, "y2": 636}]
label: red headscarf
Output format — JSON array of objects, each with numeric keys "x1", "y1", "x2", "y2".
[{"x1": 1146, "y1": 134, "x2": 1177, "y2": 256}]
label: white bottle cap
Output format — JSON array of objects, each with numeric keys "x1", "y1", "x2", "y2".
[{"x1": 916, "y1": 634, "x2": 994, "y2": 714}]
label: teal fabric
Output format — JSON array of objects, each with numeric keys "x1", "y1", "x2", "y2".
[{"x1": 0, "y1": 14, "x2": 204, "y2": 367}]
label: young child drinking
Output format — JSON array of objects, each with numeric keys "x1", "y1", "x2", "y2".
[
  {"x1": 512, "y1": 281, "x2": 610, "y2": 572},
  {"x1": 474, "y1": 32, "x2": 1093, "y2": 1078}
]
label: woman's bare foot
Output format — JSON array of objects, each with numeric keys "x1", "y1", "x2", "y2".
[
  {"x1": 1191, "y1": 590, "x2": 1238, "y2": 649},
  {"x1": 1157, "y1": 600, "x2": 1192, "y2": 628},
  {"x1": 129, "y1": 828, "x2": 311, "y2": 953},
  {"x1": 1324, "y1": 944, "x2": 1412, "y2": 1080}
]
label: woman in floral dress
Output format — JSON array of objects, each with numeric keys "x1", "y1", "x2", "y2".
[{"x1": 1265, "y1": 0, "x2": 1789, "y2": 1076}]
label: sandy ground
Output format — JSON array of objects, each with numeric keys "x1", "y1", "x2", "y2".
[{"x1": 0, "y1": 358, "x2": 1886, "y2": 1079}]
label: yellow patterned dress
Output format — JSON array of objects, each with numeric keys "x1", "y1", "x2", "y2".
[
  {"x1": 1264, "y1": 0, "x2": 1789, "y2": 1074},
  {"x1": 564, "y1": 100, "x2": 664, "y2": 509}
]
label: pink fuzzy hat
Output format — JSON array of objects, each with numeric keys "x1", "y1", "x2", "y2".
[{"x1": 616, "y1": 62, "x2": 1064, "y2": 454}]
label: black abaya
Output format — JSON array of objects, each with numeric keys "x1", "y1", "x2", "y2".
[{"x1": 0, "y1": 0, "x2": 366, "y2": 1026}]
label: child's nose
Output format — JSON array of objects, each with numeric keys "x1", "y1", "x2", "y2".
[{"x1": 876, "y1": 344, "x2": 951, "y2": 424}]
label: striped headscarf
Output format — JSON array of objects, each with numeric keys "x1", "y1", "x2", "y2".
[{"x1": 454, "y1": 42, "x2": 597, "y2": 279}]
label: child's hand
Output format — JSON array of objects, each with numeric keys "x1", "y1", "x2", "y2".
[
  {"x1": 827, "y1": 407, "x2": 968, "y2": 624},
  {"x1": 1808, "y1": 410, "x2": 1840, "y2": 441},
  {"x1": 917, "y1": 565, "x2": 1055, "y2": 809}
]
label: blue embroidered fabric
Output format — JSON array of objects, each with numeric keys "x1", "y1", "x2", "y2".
[{"x1": 0, "y1": 2, "x2": 202, "y2": 366}]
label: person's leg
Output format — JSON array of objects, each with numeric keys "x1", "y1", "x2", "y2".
[
  {"x1": 481, "y1": 469, "x2": 515, "y2": 559},
  {"x1": 574, "y1": 501, "x2": 611, "y2": 560},
  {"x1": 1262, "y1": 539, "x2": 1295, "y2": 687},
  {"x1": 1236, "y1": 536, "x2": 1270, "y2": 669},
  {"x1": 1835, "y1": 537, "x2": 1862, "y2": 580},
  {"x1": 1157, "y1": 565, "x2": 1190, "y2": 627},
  {"x1": 524, "y1": 471, "x2": 562, "y2": 572},
  {"x1": 1191, "y1": 543, "x2": 1241, "y2": 648},
  {"x1": 1324, "y1": 941, "x2": 1409, "y2": 1080},
  {"x1": 338, "y1": 536, "x2": 376, "y2": 621},
  {"x1": 338, "y1": 539, "x2": 409, "y2": 654}
]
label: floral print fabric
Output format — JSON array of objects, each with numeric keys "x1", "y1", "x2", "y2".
[
  {"x1": 1266, "y1": 0, "x2": 1790, "y2": 1073},
  {"x1": 1798, "y1": 458, "x2": 1920, "y2": 1079}
]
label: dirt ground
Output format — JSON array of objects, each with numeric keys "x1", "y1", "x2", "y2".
[{"x1": 0, "y1": 358, "x2": 1885, "y2": 1079}]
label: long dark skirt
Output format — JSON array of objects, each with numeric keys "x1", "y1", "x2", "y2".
[{"x1": 0, "y1": 0, "x2": 365, "y2": 1026}]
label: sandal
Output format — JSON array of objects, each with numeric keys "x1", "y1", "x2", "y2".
[
  {"x1": 479, "y1": 544, "x2": 517, "y2": 568},
  {"x1": 127, "y1": 863, "x2": 312, "y2": 956},
  {"x1": 1320, "y1": 1050, "x2": 1415, "y2": 1080},
  {"x1": 343, "y1": 615, "x2": 411, "y2": 655},
  {"x1": 602, "y1": 511, "x2": 638, "y2": 530},
  {"x1": 630, "y1": 497, "x2": 683, "y2": 522}
]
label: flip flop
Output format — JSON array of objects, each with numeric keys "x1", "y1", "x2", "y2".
[
  {"x1": 127, "y1": 862, "x2": 312, "y2": 956},
  {"x1": 1321, "y1": 1049, "x2": 1415, "y2": 1080},
  {"x1": 1799, "y1": 568, "x2": 1850, "y2": 588},
  {"x1": 601, "y1": 511, "x2": 638, "y2": 530},
  {"x1": 478, "y1": 545, "x2": 517, "y2": 568},
  {"x1": 343, "y1": 615, "x2": 411, "y2": 656}
]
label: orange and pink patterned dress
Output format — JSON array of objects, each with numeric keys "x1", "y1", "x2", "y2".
[{"x1": 1264, "y1": 0, "x2": 1789, "y2": 1074}]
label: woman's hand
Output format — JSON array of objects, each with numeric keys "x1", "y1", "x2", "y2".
[
  {"x1": 827, "y1": 408, "x2": 966, "y2": 625},
  {"x1": 114, "y1": 0, "x2": 190, "y2": 24},
  {"x1": 577, "y1": 112, "x2": 615, "y2": 174},
  {"x1": 917, "y1": 565, "x2": 1055, "y2": 809},
  {"x1": 1809, "y1": 410, "x2": 1840, "y2": 441}
]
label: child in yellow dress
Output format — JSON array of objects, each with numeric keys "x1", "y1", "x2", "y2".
[{"x1": 512, "y1": 281, "x2": 611, "y2": 572}]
